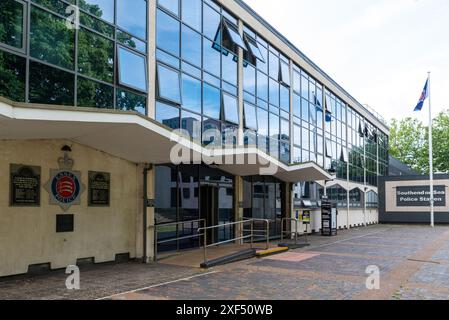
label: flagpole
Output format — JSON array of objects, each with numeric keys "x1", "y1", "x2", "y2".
[{"x1": 428, "y1": 71, "x2": 434, "y2": 228}]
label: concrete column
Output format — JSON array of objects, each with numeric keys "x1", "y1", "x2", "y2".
[
  {"x1": 237, "y1": 20, "x2": 245, "y2": 146},
  {"x1": 147, "y1": 0, "x2": 157, "y2": 119},
  {"x1": 136, "y1": 164, "x2": 155, "y2": 263},
  {"x1": 234, "y1": 176, "x2": 244, "y2": 243}
]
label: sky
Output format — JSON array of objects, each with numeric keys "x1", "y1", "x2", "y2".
[{"x1": 244, "y1": 0, "x2": 449, "y2": 124}]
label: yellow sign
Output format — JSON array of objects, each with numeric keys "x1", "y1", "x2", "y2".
[{"x1": 300, "y1": 211, "x2": 311, "y2": 224}]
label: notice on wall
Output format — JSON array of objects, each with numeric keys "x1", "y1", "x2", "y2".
[
  {"x1": 10, "y1": 164, "x2": 41, "y2": 206},
  {"x1": 396, "y1": 185, "x2": 446, "y2": 207},
  {"x1": 88, "y1": 172, "x2": 110, "y2": 206}
]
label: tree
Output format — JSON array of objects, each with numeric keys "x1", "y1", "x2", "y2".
[
  {"x1": 390, "y1": 111, "x2": 449, "y2": 174},
  {"x1": 389, "y1": 117, "x2": 427, "y2": 173}
]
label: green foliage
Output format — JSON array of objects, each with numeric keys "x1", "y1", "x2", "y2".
[
  {"x1": 390, "y1": 111, "x2": 449, "y2": 174},
  {"x1": 0, "y1": 0, "x2": 24, "y2": 49},
  {"x1": 0, "y1": 50, "x2": 26, "y2": 102}
]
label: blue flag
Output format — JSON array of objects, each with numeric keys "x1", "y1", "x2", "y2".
[{"x1": 414, "y1": 79, "x2": 429, "y2": 112}]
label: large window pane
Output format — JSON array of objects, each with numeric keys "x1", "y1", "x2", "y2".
[
  {"x1": 118, "y1": 47, "x2": 147, "y2": 92},
  {"x1": 116, "y1": 88, "x2": 146, "y2": 115},
  {"x1": 269, "y1": 78, "x2": 279, "y2": 107},
  {"x1": 243, "y1": 64, "x2": 256, "y2": 95},
  {"x1": 29, "y1": 61, "x2": 74, "y2": 106},
  {"x1": 203, "y1": 4, "x2": 221, "y2": 41},
  {"x1": 203, "y1": 83, "x2": 221, "y2": 120},
  {"x1": 222, "y1": 52, "x2": 237, "y2": 85},
  {"x1": 244, "y1": 102, "x2": 257, "y2": 131},
  {"x1": 270, "y1": 113, "x2": 279, "y2": 140},
  {"x1": 117, "y1": 0, "x2": 147, "y2": 39},
  {"x1": 269, "y1": 52, "x2": 279, "y2": 80},
  {"x1": 203, "y1": 38, "x2": 221, "y2": 77},
  {"x1": 30, "y1": 6, "x2": 75, "y2": 70},
  {"x1": 182, "y1": 0, "x2": 201, "y2": 32},
  {"x1": 181, "y1": 110, "x2": 201, "y2": 142},
  {"x1": 157, "y1": 63, "x2": 181, "y2": 104},
  {"x1": 117, "y1": 30, "x2": 146, "y2": 53},
  {"x1": 182, "y1": 74, "x2": 201, "y2": 114},
  {"x1": 203, "y1": 118, "x2": 221, "y2": 147},
  {"x1": 0, "y1": 50, "x2": 26, "y2": 101},
  {"x1": 0, "y1": 0, "x2": 24, "y2": 50},
  {"x1": 280, "y1": 61, "x2": 290, "y2": 86},
  {"x1": 158, "y1": 0, "x2": 179, "y2": 16},
  {"x1": 156, "y1": 101, "x2": 180, "y2": 129},
  {"x1": 257, "y1": 71, "x2": 268, "y2": 101},
  {"x1": 181, "y1": 25, "x2": 201, "y2": 67},
  {"x1": 79, "y1": 0, "x2": 114, "y2": 23},
  {"x1": 280, "y1": 85, "x2": 290, "y2": 112},
  {"x1": 77, "y1": 77, "x2": 113, "y2": 109},
  {"x1": 156, "y1": 9, "x2": 180, "y2": 57},
  {"x1": 223, "y1": 93, "x2": 239, "y2": 124},
  {"x1": 78, "y1": 28, "x2": 114, "y2": 83}
]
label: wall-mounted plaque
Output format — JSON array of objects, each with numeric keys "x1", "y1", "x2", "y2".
[
  {"x1": 88, "y1": 172, "x2": 110, "y2": 206},
  {"x1": 10, "y1": 164, "x2": 41, "y2": 207},
  {"x1": 56, "y1": 214, "x2": 74, "y2": 233}
]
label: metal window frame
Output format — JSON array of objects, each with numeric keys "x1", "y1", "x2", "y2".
[
  {"x1": 0, "y1": 0, "x2": 27, "y2": 54},
  {"x1": 117, "y1": 45, "x2": 148, "y2": 93},
  {"x1": 156, "y1": 62, "x2": 182, "y2": 105}
]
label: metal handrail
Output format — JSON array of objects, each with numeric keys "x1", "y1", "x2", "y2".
[
  {"x1": 250, "y1": 218, "x2": 270, "y2": 250},
  {"x1": 154, "y1": 219, "x2": 206, "y2": 262},
  {"x1": 198, "y1": 218, "x2": 272, "y2": 265},
  {"x1": 281, "y1": 218, "x2": 299, "y2": 244}
]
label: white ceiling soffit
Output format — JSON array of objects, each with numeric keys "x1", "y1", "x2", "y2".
[{"x1": 0, "y1": 101, "x2": 332, "y2": 183}]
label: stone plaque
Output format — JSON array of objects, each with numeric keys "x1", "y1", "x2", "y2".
[
  {"x1": 10, "y1": 164, "x2": 41, "y2": 206},
  {"x1": 88, "y1": 172, "x2": 110, "y2": 206}
]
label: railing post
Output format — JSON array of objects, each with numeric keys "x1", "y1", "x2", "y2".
[
  {"x1": 203, "y1": 228, "x2": 207, "y2": 266},
  {"x1": 295, "y1": 219, "x2": 298, "y2": 245},
  {"x1": 154, "y1": 227, "x2": 158, "y2": 262},
  {"x1": 266, "y1": 220, "x2": 269, "y2": 250},
  {"x1": 281, "y1": 219, "x2": 284, "y2": 243},
  {"x1": 250, "y1": 220, "x2": 254, "y2": 249}
]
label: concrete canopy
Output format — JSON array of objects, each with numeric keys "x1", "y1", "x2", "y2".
[{"x1": 0, "y1": 99, "x2": 332, "y2": 183}]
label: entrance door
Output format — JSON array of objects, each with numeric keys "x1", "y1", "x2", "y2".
[{"x1": 200, "y1": 185, "x2": 219, "y2": 245}]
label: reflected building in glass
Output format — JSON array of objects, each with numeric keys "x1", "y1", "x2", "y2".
[{"x1": 0, "y1": 0, "x2": 390, "y2": 272}]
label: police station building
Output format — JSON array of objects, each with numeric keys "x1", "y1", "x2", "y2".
[{"x1": 0, "y1": 0, "x2": 389, "y2": 277}]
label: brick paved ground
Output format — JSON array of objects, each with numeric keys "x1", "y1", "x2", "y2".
[{"x1": 1, "y1": 224, "x2": 449, "y2": 300}]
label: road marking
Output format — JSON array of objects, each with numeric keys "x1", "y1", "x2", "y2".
[
  {"x1": 310, "y1": 228, "x2": 394, "y2": 250},
  {"x1": 97, "y1": 271, "x2": 218, "y2": 300}
]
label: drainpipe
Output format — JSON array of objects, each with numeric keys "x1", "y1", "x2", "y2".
[{"x1": 143, "y1": 164, "x2": 152, "y2": 263}]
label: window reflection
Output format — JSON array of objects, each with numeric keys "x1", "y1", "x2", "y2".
[
  {"x1": 116, "y1": 88, "x2": 146, "y2": 115},
  {"x1": 0, "y1": 50, "x2": 26, "y2": 101},
  {"x1": 78, "y1": 28, "x2": 114, "y2": 83},
  {"x1": 157, "y1": 63, "x2": 181, "y2": 104},
  {"x1": 156, "y1": 101, "x2": 180, "y2": 129},
  {"x1": 181, "y1": 25, "x2": 201, "y2": 67},
  {"x1": 29, "y1": 61, "x2": 74, "y2": 106},
  {"x1": 79, "y1": 0, "x2": 114, "y2": 23},
  {"x1": 182, "y1": 0, "x2": 202, "y2": 31},
  {"x1": 158, "y1": 0, "x2": 179, "y2": 16},
  {"x1": 0, "y1": 0, "x2": 25, "y2": 50},
  {"x1": 117, "y1": 0, "x2": 147, "y2": 39},
  {"x1": 77, "y1": 77, "x2": 113, "y2": 109},
  {"x1": 118, "y1": 47, "x2": 147, "y2": 92},
  {"x1": 30, "y1": 6, "x2": 75, "y2": 70},
  {"x1": 182, "y1": 74, "x2": 202, "y2": 114},
  {"x1": 203, "y1": 83, "x2": 221, "y2": 120},
  {"x1": 222, "y1": 93, "x2": 239, "y2": 124},
  {"x1": 157, "y1": 9, "x2": 180, "y2": 56}
]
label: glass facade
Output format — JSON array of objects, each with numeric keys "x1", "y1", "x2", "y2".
[
  {"x1": 0, "y1": 0, "x2": 148, "y2": 112},
  {"x1": 0, "y1": 0, "x2": 389, "y2": 204}
]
